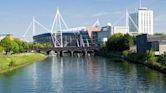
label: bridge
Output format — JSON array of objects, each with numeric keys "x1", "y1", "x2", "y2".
[{"x1": 31, "y1": 47, "x2": 99, "y2": 56}]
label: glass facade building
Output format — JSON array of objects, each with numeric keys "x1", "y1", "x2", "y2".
[{"x1": 33, "y1": 26, "x2": 111, "y2": 48}]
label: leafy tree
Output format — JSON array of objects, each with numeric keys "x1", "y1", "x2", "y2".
[
  {"x1": 0, "y1": 46, "x2": 4, "y2": 53},
  {"x1": 106, "y1": 33, "x2": 123, "y2": 51},
  {"x1": 0, "y1": 35, "x2": 52, "y2": 54},
  {"x1": 14, "y1": 39, "x2": 24, "y2": 52},
  {"x1": 106, "y1": 33, "x2": 134, "y2": 52},
  {"x1": 123, "y1": 34, "x2": 134, "y2": 50},
  {"x1": 14, "y1": 39, "x2": 30, "y2": 52},
  {"x1": 42, "y1": 43, "x2": 52, "y2": 48},
  {"x1": 22, "y1": 41, "x2": 29, "y2": 50},
  {"x1": 12, "y1": 41, "x2": 19, "y2": 53},
  {"x1": 0, "y1": 36, "x2": 14, "y2": 54}
]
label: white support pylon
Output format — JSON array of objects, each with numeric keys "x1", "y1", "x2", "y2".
[
  {"x1": 22, "y1": 21, "x2": 32, "y2": 42},
  {"x1": 86, "y1": 39, "x2": 90, "y2": 47},
  {"x1": 126, "y1": 9, "x2": 129, "y2": 28},
  {"x1": 113, "y1": 15, "x2": 124, "y2": 26},
  {"x1": 80, "y1": 35, "x2": 85, "y2": 47},
  {"x1": 32, "y1": 17, "x2": 36, "y2": 36},
  {"x1": 76, "y1": 39, "x2": 80, "y2": 47},
  {"x1": 93, "y1": 18, "x2": 100, "y2": 27},
  {"x1": 51, "y1": 8, "x2": 69, "y2": 48},
  {"x1": 23, "y1": 22, "x2": 32, "y2": 38},
  {"x1": 22, "y1": 17, "x2": 50, "y2": 42},
  {"x1": 35, "y1": 19, "x2": 50, "y2": 33},
  {"x1": 127, "y1": 11, "x2": 140, "y2": 33}
]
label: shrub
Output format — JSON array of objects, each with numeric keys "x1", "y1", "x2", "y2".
[
  {"x1": 158, "y1": 52, "x2": 166, "y2": 66},
  {"x1": 0, "y1": 46, "x2": 4, "y2": 53},
  {"x1": 145, "y1": 49, "x2": 157, "y2": 63},
  {"x1": 122, "y1": 50, "x2": 130, "y2": 58}
]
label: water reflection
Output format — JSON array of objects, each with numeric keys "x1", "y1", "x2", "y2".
[
  {"x1": 32, "y1": 62, "x2": 37, "y2": 92},
  {"x1": 51, "y1": 56, "x2": 64, "y2": 93},
  {"x1": 0, "y1": 56, "x2": 166, "y2": 93}
]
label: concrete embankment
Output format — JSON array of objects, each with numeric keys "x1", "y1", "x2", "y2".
[{"x1": 0, "y1": 53, "x2": 47, "y2": 74}]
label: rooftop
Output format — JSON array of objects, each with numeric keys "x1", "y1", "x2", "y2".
[
  {"x1": 147, "y1": 35, "x2": 166, "y2": 42},
  {"x1": 138, "y1": 7, "x2": 148, "y2": 10}
]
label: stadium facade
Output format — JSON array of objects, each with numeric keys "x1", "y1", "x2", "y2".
[{"x1": 33, "y1": 26, "x2": 110, "y2": 48}]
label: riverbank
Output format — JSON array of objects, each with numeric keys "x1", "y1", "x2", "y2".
[
  {"x1": 123, "y1": 51, "x2": 166, "y2": 74},
  {"x1": 0, "y1": 53, "x2": 47, "y2": 74},
  {"x1": 99, "y1": 51, "x2": 166, "y2": 74}
]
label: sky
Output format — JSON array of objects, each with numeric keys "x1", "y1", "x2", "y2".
[{"x1": 0, "y1": 0, "x2": 165, "y2": 39}]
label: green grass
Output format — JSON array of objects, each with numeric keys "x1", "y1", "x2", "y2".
[{"x1": 0, "y1": 53, "x2": 47, "y2": 73}]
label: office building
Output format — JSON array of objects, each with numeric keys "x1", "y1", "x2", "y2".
[
  {"x1": 136, "y1": 34, "x2": 166, "y2": 55},
  {"x1": 113, "y1": 26, "x2": 129, "y2": 35},
  {"x1": 129, "y1": 7, "x2": 154, "y2": 35}
]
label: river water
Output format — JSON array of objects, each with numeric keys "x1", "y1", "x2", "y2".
[{"x1": 0, "y1": 56, "x2": 166, "y2": 93}]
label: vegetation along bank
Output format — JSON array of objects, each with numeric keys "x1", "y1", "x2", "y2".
[
  {"x1": 100, "y1": 33, "x2": 166, "y2": 74},
  {"x1": 0, "y1": 35, "x2": 49, "y2": 74},
  {"x1": 0, "y1": 53, "x2": 47, "y2": 74}
]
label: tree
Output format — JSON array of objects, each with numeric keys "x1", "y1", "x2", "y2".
[
  {"x1": 12, "y1": 41, "x2": 19, "y2": 53},
  {"x1": 14, "y1": 39, "x2": 24, "y2": 52},
  {"x1": 106, "y1": 33, "x2": 134, "y2": 52},
  {"x1": 106, "y1": 33, "x2": 123, "y2": 51},
  {"x1": 0, "y1": 46, "x2": 4, "y2": 53},
  {"x1": 0, "y1": 36, "x2": 14, "y2": 54},
  {"x1": 22, "y1": 41, "x2": 29, "y2": 50},
  {"x1": 123, "y1": 34, "x2": 134, "y2": 50},
  {"x1": 14, "y1": 39, "x2": 30, "y2": 52}
]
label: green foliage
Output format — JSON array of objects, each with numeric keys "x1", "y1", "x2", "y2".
[
  {"x1": 0, "y1": 46, "x2": 4, "y2": 53},
  {"x1": 123, "y1": 34, "x2": 134, "y2": 49},
  {"x1": 145, "y1": 49, "x2": 157, "y2": 63},
  {"x1": 154, "y1": 33, "x2": 164, "y2": 36},
  {"x1": 0, "y1": 53, "x2": 47, "y2": 73},
  {"x1": 106, "y1": 33, "x2": 123, "y2": 51},
  {"x1": 12, "y1": 41, "x2": 19, "y2": 53},
  {"x1": 31, "y1": 42, "x2": 52, "y2": 49},
  {"x1": 22, "y1": 41, "x2": 29, "y2": 49},
  {"x1": 158, "y1": 52, "x2": 166, "y2": 66},
  {"x1": 0, "y1": 35, "x2": 52, "y2": 54},
  {"x1": 14, "y1": 39, "x2": 30, "y2": 52},
  {"x1": 122, "y1": 50, "x2": 130, "y2": 58},
  {"x1": 132, "y1": 36, "x2": 136, "y2": 45},
  {"x1": 122, "y1": 50, "x2": 145, "y2": 63},
  {"x1": 0, "y1": 36, "x2": 14, "y2": 53},
  {"x1": 106, "y1": 33, "x2": 134, "y2": 52},
  {"x1": 8, "y1": 59, "x2": 16, "y2": 67}
]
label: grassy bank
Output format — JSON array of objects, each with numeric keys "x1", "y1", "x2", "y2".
[
  {"x1": 122, "y1": 51, "x2": 166, "y2": 74},
  {"x1": 100, "y1": 50, "x2": 166, "y2": 74},
  {"x1": 0, "y1": 53, "x2": 47, "y2": 74}
]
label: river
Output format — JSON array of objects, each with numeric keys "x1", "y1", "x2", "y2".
[{"x1": 0, "y1": 56, "x2": 166, "y2": 93}]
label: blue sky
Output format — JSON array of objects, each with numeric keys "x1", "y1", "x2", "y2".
[{"x1": 0, "y1": 0, "x2": 165, "y2": 39}]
